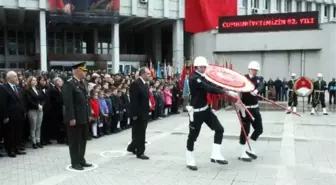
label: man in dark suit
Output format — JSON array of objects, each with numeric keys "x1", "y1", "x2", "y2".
[
  {"x1": 62, "y1": 62, "x2": 92, "y2": 170},
  {"x1": 127, "y1": 67, "x2": 151, "y2": 160},
  {"x1": 0, "y1": 71, "x2": 27, "y2": 157}
]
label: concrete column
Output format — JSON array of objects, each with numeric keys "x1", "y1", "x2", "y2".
[
  {"x1": 111, "y1": 24, "x2": 120, "y2": 74},
  {"x1": 312, "y1": 2, "x2": 316, "y2": 11},
  {"x1": 247, "y1": 0, "x2": 252, "y2": 14},
  {"x1": 270, "y1": 0, "x2": 277, "y2": 13},
  {"x1": 291, "y1": 0, "x2": 296, "y2": 12},
  {"x1": 301, "y1": 1, "x2": 306, "y2": 12},
  {"x1": 39, "y1": 10, "x2": 47, "y2": 71},
  {"x1": 280, "y1": 0, "x2": 285, "y2": 13},
  {"x1": 328, "y1": 5, "x2": 333, "y2": 22},
  {"x1": 172, "y1": 19, "x2": 183, "y2": 74},
  {"x1": 93, "y1": 29, "x2": 99, "y2": 54},
  {"x1": 152, "y1": 27, "x2": 162, "y2": 64},
  {"x1": 319, "y1": 4, "x2": 325, "y2": 23}
]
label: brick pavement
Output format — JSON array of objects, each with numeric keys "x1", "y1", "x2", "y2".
[{"x1": 0, "y1": 109, "x2": 335, "y2": 185}]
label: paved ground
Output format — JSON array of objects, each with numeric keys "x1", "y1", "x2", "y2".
[{"x1": 0, "y1": 106, "x2": 335, "y2": 185}]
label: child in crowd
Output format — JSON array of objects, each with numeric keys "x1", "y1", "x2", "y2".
[
  {"x1": 98, "y1": 90, "x2": 109, "y2": 137},
  {"x1": 110, "y1": 87, "x2": 120, "y2": 133},
  {"x1": 117, "y1": 90, "x2": 124, "y2": 129},
  {"x1": 163, "y1": 85, "x2": 172, "y2": 116},
  {"x1": 104, "y1": 89, "x2": 113, "y2": 135},
  {"x1": 120, "y1": 88, "x2": 130, "y2": 129},
  {"x1": 149, "y1": 85, "x2": 156, "y2": 120},
  {"x1": 158, "y1": 85, "x2": 165, "y2": 117},
  {"x1": 89, "y1": 91, "x2": 100, "y2": 138}
]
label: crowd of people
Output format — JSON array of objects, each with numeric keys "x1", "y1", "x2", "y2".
[{"x1": 0, "y1": 68, "x2": 182, "y2": 158}]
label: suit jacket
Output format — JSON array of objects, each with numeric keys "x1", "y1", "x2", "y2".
[
  {"x1": 129, "y1": 78, "x2": 149, "y2": 120},
  {"x1": 0, "y1": 83, "x2": 26, "y2": 121},
  {"x1": 62, "y1": 77, "x2": 90, "y2": 125},
  {"x1": 25, "y1": 88, "x2": 45, "y2": 110}
]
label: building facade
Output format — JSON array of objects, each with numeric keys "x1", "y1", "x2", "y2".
[
  {"x1": 192, "y1": 0, "x2": 336, "y2": 81},
  {"x1": 0, "y1": 0, "x2": 185, "y2": 74}
]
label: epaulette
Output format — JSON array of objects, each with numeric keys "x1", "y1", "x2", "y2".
[{"x1": 67, "y1": 77, "x2": 73, "y2": 82}]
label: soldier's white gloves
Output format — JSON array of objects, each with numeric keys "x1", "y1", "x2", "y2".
[
  {"x1": 227, "y1": 91, "x2": 238, "y2": 98},
  {"x1": 186, "y1": 106, "x2": 194, "y2": 122},
  {"x1": 235, "y1": 103, "x2": 246, "y2": 118},
  {"x1": 250, "y1": 89, "x2": 258, "y2": 96}
]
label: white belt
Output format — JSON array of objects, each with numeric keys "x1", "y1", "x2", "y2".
[
  {"x1": 315, "y1": 90, "x2": 324, "y2": 93},
  {"x1": 246, "y1": 104, "x2": 258, "y2": 109},
  {"x1": 193, "y1": 105, "x2": 209, "y2": 112},
  {"x1": 186, "y1": 105, "x2": 209, "y2": 122},
  {"x1": 289, "y1": 89, "x2": 293, "y2": 91}
]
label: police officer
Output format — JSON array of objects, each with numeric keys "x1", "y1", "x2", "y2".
[
  {"x1": 311, "y1": 73, "x2": 328, "y2": 115},
  {"x1": 185, "y1": 56, "x2": 238, "y2": 171},
  {"x1": 286, "y1": 73, "x2": 298, "y2": 114},
  {"x1": 62, "y1": 62, "x2": 92, "y2": 171},
  {"x1": 328, "y1": 77, "x2": 336, "y2": 105},
  {"x1": 238, "y1": 61, "x2": 264, "y2": 162}
]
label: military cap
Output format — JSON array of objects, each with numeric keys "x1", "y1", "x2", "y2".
[{"x1": 72, "y1": 62, "x2": 87, "y2": 71}]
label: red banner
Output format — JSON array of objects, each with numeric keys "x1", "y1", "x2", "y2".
[{"x1": 185, "y1": 0, "x2": 237, "y2": 33}]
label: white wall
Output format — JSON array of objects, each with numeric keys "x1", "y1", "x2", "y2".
[
  {"x1": 120, "y1": 0, "x2": 184, "y2": 19},
  {"x1": 192, "y1": 23, "x2": 336, "y2": 81}
]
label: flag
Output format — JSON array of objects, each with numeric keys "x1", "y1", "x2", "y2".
[
  {"x1": 225, "y1": 61, "x2": 228, "y2": 68},
  {"x1": 179, "y1": 64, "x2": 187, "y2": 90},
  {"x1": 163, "y1": 61, "x2": 167, "y2": 78},
  {"x1": 229, "y1": 61, "x2": 233, "y2": 69},
  {"x1": 156, "y1": 61, "x2": 162, "y2": 78}
]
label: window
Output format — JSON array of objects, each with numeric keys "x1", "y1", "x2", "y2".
[
  {"x1": 316, "y1": 4, "x2": 321, "y2": 14},
  {"x1": 102, "y1": 42, "x2": 109, "y2": 54},
  {"x1": 9, "y1": 63, "x2": 17, "y2": 68},
  {"x1": 0, "y1": 63, "x2": 4, "y2": 68},
  {"x1": 26, "y1": 32, "x2": 35, "y2": 55},
  {"x1": 0, "y1": 30, "x2": 4, "y2": 55},
  {"x1": 334, "y1": 7, "x2": 336, "y2": 17},
  {"x1": 48, "y1": 32, "x2": 55, "y2": 53},
  {"x1": 252, "y1": 0, "x2": 259, "y2": 8},
  {"x1": 18, "y1": 63, "x2": 25, "y2": 69},
  {"x1": 74, "y1": 33, "x2": 82, "y2": 54},
  {"x1": 17, "y1": 31, "x2": 25, "y2": 55},
  {"x1": 325, "y1": 6, "x2": 329, "y2": 17},
  {"x1": 276, "y1": 0, "x2": 281, "y2": 11},
  {"x1": 306, "y1": 2, "x2": 312, "y2": 11},
  {"x1": 285, "y1": 0, "x2": 292, "y2": 12},
  {"x1": 81, "y1": 42, "x2": 87, "y2": 54},
  {"x1": 55, "y1": 32, "x2": 64, "y2": 53},
  {"x1": 296, "y1": 1, "x2": 302, "y2": 12},
  {"x1": 66, "y1": 32, "x2": 73, "y2": 53},
  {"x1": 7, "y1": 30, "x2": 17, "y2": 55},
  {"x1": 265, "y1": 0, "x2": 270, "y2": 10},
  {"x1": 242, "y1": 0, "x2": 247, "y2": 7}
]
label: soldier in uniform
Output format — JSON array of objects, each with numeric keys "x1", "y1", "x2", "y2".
[
  {"x1": 286, "y1": 73, "x2": 298, "y2": 114},
  {"x1": 237, "y1": 61, "x2": 265, "y2": 162},
  {"x1": 311, "y1": 73, "x2": 328, "y2": 115},
  {"x1": 185, "y1": 56, "x2": 238, "y2": 171},
  {"x1": 328, "y1": 77, "x2": 336, "y2": 105},
  {"x1": 62, "y1": 62, "x2": 92, "y2": 171}
]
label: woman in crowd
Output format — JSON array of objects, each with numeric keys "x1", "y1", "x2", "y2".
[{"x1": 25, "y1": 76, "x2": 45, "y2": 149}]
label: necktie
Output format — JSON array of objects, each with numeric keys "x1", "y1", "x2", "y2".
[{"x1": 13, "y1": 86, "x2": 18, "y2": 96}]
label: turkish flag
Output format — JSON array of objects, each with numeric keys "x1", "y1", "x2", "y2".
[{"x1": 185, "y1": 0, "x2": 238, "y2": 33}]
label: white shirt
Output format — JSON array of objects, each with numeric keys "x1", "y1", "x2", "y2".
[
  {"x1": 8, "y1": 83, "x2": 17, "y2": 92},
  {"x1": 139, "y1": 77, "x2": 146, "y2": 84}
]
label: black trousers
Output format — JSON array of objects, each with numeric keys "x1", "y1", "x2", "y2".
[
  {"x1": 288, "y1": 91, "x2": 298, "y2": 107},
  {"x1": 120, "y1": 111, "x2": 128, "y2": 128},
  {"x1": 186, "y1": 108, "x2": 224, "y2": 151},
  {"x1": 128, "y1": 117, "x2": 148, "y2": 155},
  {"x1": 239, "y1": 108, "x2": 263, "y2": 145},
  {"x1": 4, "y1": 118, "x2": 24, "y2": 153},
  {"x1": 329, "y1": 91, "x2": 336, "y2": 105},
  {"x1": 276, "y1": 90, "x2": 281, "y2": 101},
  {"x1": 312, "y1": 92, "x2": 326, "y2": 108},
  {"x1": 111, "y1": 114, "x2": 120, "y2": 132},
  {"x1": 67, "y1": 124, "x2": 88, "y2": 165}
]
